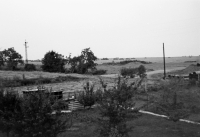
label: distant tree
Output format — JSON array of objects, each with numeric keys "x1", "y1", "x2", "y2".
[
  {"x1": 68, "y1": 48, "x2": 97, "y2": 74},
  {"x1": 67, "y1": 55, "x2": 82, "y2": 73},
  {"x1": 42, "y1": 51, "x2": 65, "y2": 72},
  {"x1": 0, "y1": 48, "x2": 23, "y2": 70},
  {"x1": 81, "y1": 48, "x2": 97, "y2": 71},
  {"x1": 0, "y1": 52, "x2": 4, "y2": 67}
]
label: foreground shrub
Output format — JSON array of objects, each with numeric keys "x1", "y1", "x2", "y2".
[
  {"x1": 98, "y1": 77, "x2": 141, "y2": 137},
  {"x1": 0, "y1": 89, "x2": 72, "y2": 137},
  {"x1": 156, "y1": 79, "x2": 190, "y2": 123},
  {"x1": 78, "y1": 82, "x2": 96, "y2": 109},
  {"x1": 0, "y1": 89, "x2": 21, "y2": 137},
  {"x1": 24, "y1": 64, "x2": 36, "y2": 71},
  {"x1": 13, "y1": 92, "x2": 71, "y2": 137}
]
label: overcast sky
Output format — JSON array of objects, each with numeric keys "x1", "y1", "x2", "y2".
[{"x1": 0, "y1": 0, "x2": 199, "y2": 60}]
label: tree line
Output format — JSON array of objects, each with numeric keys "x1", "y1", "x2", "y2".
[{"x1": 0, "y1": 47, "x2": 98, "y2": 74}]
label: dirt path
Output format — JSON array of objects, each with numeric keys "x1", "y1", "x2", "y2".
[
  {"x1": 146, "y1": 67, "x2": 186, "y2": 79},
  {"x1": 100, "y1": 67, "x2": 186, "y2": 79}
]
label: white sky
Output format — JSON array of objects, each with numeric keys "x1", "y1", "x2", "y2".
[{"x1": 0, "y1": 0, "x2": 200, "y2": 60}]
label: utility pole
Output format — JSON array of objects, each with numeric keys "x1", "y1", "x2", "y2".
[
  {"x1": 24, "y1": 40, "x2": 28, "y2": 64},
  {"x1": 163, "y1": 43, "x2": 166, "y2": 79}
]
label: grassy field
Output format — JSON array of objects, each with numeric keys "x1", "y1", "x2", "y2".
[
  {"x1": 2, "y1": 108, "x2": 199, "y2": 137},
  {"x1": 59, "y1": 109, "x2": 200, "y2": 137},
  {"x1": 0, "y1": 70, "x2": 91, "y2": 80},
  {"x1": 1, "y1": 56, "x2": 200, "y2": 137},
  {"x1": 28, "y1": 56, "x2": 200, "y2": 74}
]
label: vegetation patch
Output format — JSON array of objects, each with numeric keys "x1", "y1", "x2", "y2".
[
  {"x1": 103, "y1": 60, "x2": 152, "y2": 65},
  {"x1": 0, "y1": 76, "x2": 83, "y2": 87},
  {"x1": 91, "y1": 69, "x2": 107, "y2": 75}
]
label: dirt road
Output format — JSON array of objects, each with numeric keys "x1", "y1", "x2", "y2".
[
  {"x1": 100, "y1": 67, "x2": 186, "y2": 79},
  {"x1": 146, "y1": 67, "x2": 186, "y2": 79}
]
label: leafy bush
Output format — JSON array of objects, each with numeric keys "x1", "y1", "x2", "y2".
[
  {"x1": 24, "y1": 64, "x2": 36, "y2": 71},
  {"x1": 155, "y1": 79, "x2": 190, "y2": 122},
  {"x1": 138, "y1": 65, "x2": 146, "y2": 76},
  {"x1": 78, "y1": 82, "x2": 96, "y2": 109},
  {"x1": 0, "y1": 89, "x2": 21, "y2": 137},
  {"x1": 120, "y1": 67, "x2": 138, "y2": 78},
  {"x1": 92, "y1": 69, "x2": 107, "y2": 75},
  {"x1": 120, "y1": 65, "x2": 146, "y2": 78},
  {"x1": 0, "y1": 89, "x2": 71, "y2": 137},
  {"x1": 97, "y1": 77, "x2": 140, "y2": 137}
]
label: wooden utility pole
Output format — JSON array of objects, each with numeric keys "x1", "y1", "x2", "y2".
[
  {"x1": 163, "y1": 43, "x2": 166, "y2": 79},
  {"x1": 24, "y1": 40, "x2": 28, "y2": 64}
]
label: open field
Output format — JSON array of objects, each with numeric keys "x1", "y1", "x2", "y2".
[
  {"x1": 0, "y1": 70, "x2": 91, "y2": 80},
  {"x1": 1, "y1": 56, "x2": 200, "y2": 137},
  {"x1": 28, "y1": 56, "x2": 200, "y2": 75}
]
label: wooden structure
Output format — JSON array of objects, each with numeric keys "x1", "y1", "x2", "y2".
[
  {"x1": 22, "y1": 88, "x2": 63, "y2": 100},
  {"x1": 22, "y1": 88, "x2": 84, "y2": 111}
]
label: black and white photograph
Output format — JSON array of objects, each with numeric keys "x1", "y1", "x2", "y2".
[{"x1": 0, "y1": 0, "x2": 200, "y2": 137}]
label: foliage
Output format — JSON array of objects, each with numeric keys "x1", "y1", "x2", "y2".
[
  {"x1": 0, "y1": 47, "x2": 24, "y2": 70},
  {"x1": 120, "y1": 68, "x2": 138, "y2": 78},
  {"x1": 13, "y1": 91, "x2": 71, "y2": 137},
  {"x1": 42, "y1": 51, "x2": 65, "y2": 73},
  {"x1": 0, "y1": 89, "x2": 21, "y2": 137},
  {"x1": 24, "y1": 64, "x2": 36, "y2": 71},
  {"x1": 78, "y1": 82, "x2": 96, "y2": 109},
  {"x1": 91, "y1": 69, "x2": 107, "y2": 75},
  {"x1": 0, "y1": 76, "x2": 81, "y2": 87},
  {"x1": 120, "y1": 65, "x2": 146, "y2": 78},
  {"x1": 67, "y1": 48, "x2": 97, "y2": 74},
  {"x1": 97, "y1": 77, "x2": 140, "y2": 137},
  {"x1": 103, "y1": 60, "x2": 151, "y2": 65},
  {"x1": 156, "y1": 79, "x2": 190, "y2": 122},
  {"x1": 138, "y1": 65, "x2": 146, "y2": 76}
]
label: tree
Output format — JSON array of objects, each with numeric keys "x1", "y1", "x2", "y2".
[
  {"x1": 68, "y1": 48, "x2": 97, "y2": 74},
  {"x1": 156, "y1": 79, "x2": 190, "y2": 129},
  {"x1": 98, "y1": 77, "x2": 141, "y2": 137},
  {"x1": 13, "y1": 92, "x2": 70, "y2": 137},
  {"x1": 78, "y1": 82, "x2": 96, "y2": 109},
  {"x1": 42, "y1": 51, "x2": 65, "y2": 72},
  {"x1": 0, "y1": 48, "x2": 23, "y2": 70},
  {"x1": 80, "y1": 48, "x2": 97, "y2": 71}
]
